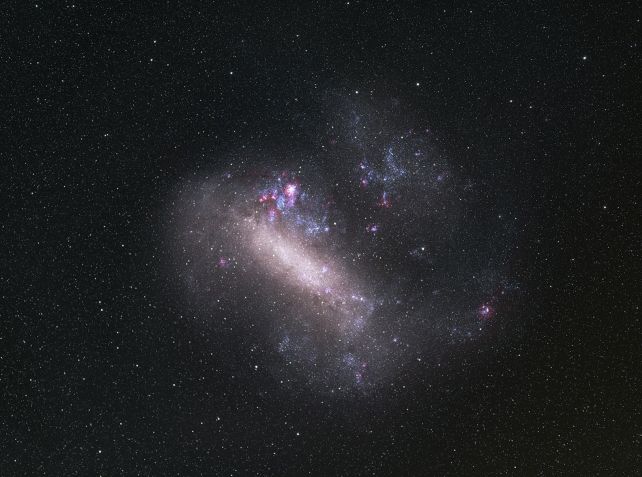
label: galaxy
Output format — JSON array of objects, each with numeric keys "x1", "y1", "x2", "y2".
[
  {"x1": 6, "y1": 2, "x2": 638, "y2": 475},
  {"x1": 170, "y1": 96, "x2": 519, "y2": 392}
]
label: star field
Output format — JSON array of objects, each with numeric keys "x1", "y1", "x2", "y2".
[{"x1": 3, "y1": 1, "x2": 639, "y2": 475}]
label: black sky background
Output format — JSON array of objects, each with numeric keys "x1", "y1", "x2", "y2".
[{"x1": 3, "y1": 1, "x2": 640, "y2": 475}]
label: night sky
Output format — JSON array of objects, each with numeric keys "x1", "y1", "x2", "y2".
[{"x1": 4, "y1": 2, "x2": 640, "y2": 475}]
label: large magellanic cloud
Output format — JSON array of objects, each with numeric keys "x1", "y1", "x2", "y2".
[{"x1": 167, "y1": 95, "x2": 518, "y2": 393}]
